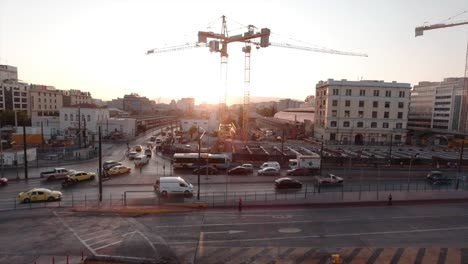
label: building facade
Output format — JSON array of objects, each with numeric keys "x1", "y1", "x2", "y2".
[
  {"x1": 0, "y1": 65, "x2": 29, "y2": 113},
  {"x1": 0, "y1": 65, "x2": 18, "y2": 81},
  {"x1": 29, "y1": 84, "x2": 63, "y2": 116},
  {"x1": 277, "y1": 98, "x2": 302, "y2": 111},
  {"x1": 176, "y1": 97, "x2": 195, "y2": 113},
  {"x1": 408, "y1": 78, "x2": 467, "y2": 132},
  {"x1": 314, "y1": 79, "x2": 411, "y2": 144},
  {"x1": 63, "y1": 89, "x2": 93, "y2": 106},
  {"x1": 59, "y1": 106, "x2": 110, "y2": 135}
]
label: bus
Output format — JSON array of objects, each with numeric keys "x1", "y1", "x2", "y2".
[{"x1": 173, "y1": 153, "x2": 229, "y2": 169}]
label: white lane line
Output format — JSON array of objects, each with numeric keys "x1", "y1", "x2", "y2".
[
  {"x1": 162, "y1": 225, "x2": 468, "y2": 245},
  {"x1": 150, "y1": 213, "x2": 468, "y2": 228},
  {"x1": 93, "y1": 240, "x2": 123, "y2": 251},
  {"x1": 83, "y1": 232, "x2": 114, "y2": 242},
  {"x1": 81, "y1": 229, "x2": 112, "y2": 238},
  {"x1": 53, "y1": 211, "x2": 97, "y2": 256},
  {"x1": 88, "y1": 236, "x2": 122, "y2": 247},
  {"x1": 77, "y1": 224, "x2": 119, "y2": 233}
]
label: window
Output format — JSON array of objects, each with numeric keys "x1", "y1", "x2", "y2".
[
  {"x1": 385, "y1": 90, "x2": 391, "y2": 97},
  {"x1": 373, "y1": 101, "x2": 378, "y2": 108},
  {"x1": 332, "y1": 110, "x2": 337, "y2": 117},
  {"x1": 22, "y1": 104, "x2": 26, "y2": 108},
  {"x1": 330, "y1": 121, "x2": 337, "y2": 127},
  {"x1": 332, "y1": 100, "x2": 338, "y2": 106},
  {"x1": 398, "y1": 102, "x2": 404, "y2": 108},
  {"x1": 372, "y1": 111, "x2": 377, "y2": 118},
  {"x1": 371, "y1": 122, "x2": 377, "y2": 128},
  {"x1": 323, "y1": 90, "x2": 327, "y2": 96},
  {"x1": 397, "y1": 112, "x2": 403, "y2": 118},
  {"x1": 14, "y1": 104, "x2": 20, "y2": 108},
  {"x1": 396, "y1": 123, "x2": 403, "y2": 129},
  {"x1": 358, "y1": 111, "x2": 364, "y2": 117},
  {"x1": 399, "y1": 91, "x2": 405, "y2": 98},
  {"x1": 44, "y1": 105, "x2": 47, "y2": 109},
  {"x1": 13, "y1": 92, "x2": 19, "y2": 96},
  {"x1": 359, "y1": 101, "x2": 364, "y2": 107},
  {"x1": 87, "y1": 115, "x2": 91, "y2": 122},
  {"x1": 384, "y1": 112, "x2": 389, "y2": 118},
  {"x1": 14, "y1": 98, "x2": 19, "y2": 102},
  {"x1": 323, "y1": 100, "x2": 326, "y2": 106},
  {"x1": 395, "y1": 135, "x2": 402, "y2": 141},
  {"x1": 385, "y1": 102, "x2": 390, "y2": 108},
  {"x1": 332, "y1": 89, "x2": 339, "y2": 95},
  {"x1": 359, "y1": 90, "x2": 366, "y2": 96},
  {"x1": 357, "y1": 121, "x2": 364, "y2": 128},
  {"x1": 330, "y1": 133, "x2": 336, "y2": 141},
  {"x1": 70, "y1": 114, "x2": 74, "y2": 121},
  {"x1": 344, "y1": 110, "x2": 350, "y2": 117},
  {"x1": 345, "y1": 100, "x2": 351, "y2": 107},
  {"x1": 373, "y1": 90, "x2": 379, "y2": 96},
  {"x1": 343, "y1": 121, "x2": 350, "y2": 127},
  {"x1": 21, "y1": 92, "x2": 26, "y2": 96},
  {"x1": 21, "y1": 98, "x2": 26, "y2": 102},
  {"x1": 383, "y1": 122, "x2": 389, "y2": 128},
  {"x1": 345, "y1": 89, "x2": 352, "y2": 96},
  {"x1": 38, "y1": 98, "x2": 41, "y2": 102},
  {"x1": 38, "y1": 105, "x2": 41, "y2": 109}
]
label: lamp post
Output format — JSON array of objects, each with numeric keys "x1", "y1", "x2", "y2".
[{"x1": 197, "y1": 129, "x2": 206, "y2": 200}]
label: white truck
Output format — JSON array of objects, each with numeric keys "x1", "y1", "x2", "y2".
[
  {"x1": 315, "y1": 173, "x2": 344, "y2": 186},
  {"x1": 40, "y1": 168, "x2": 75, "y2": 181},
  {"x1": 289, "y1": 154, "x2": 321, "y2": 170}
]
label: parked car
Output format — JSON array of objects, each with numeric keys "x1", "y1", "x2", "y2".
[
  {"x1": 103, "y1": 161, "x2": 121, "y2": 170},
  {"x1": 241, "y1": 164, "x2": 254, "y2": 172},
  {"x1": 68, "y1": 171, "x2": 96, "y2": 182},
  {"x1": 107, "y1": 165, "x2": 131, "y2": 176},
  {"x1": 228, "y1": 166, "x2": 250, "y2": 175},
  {"x1": 274, "y1": 177, "x2": 302, "y2": 189},
  {"x1": 18, "y1": 188, "x2": 62, "y2": 203},
  {"x1": 260, "y1": 161, "x2": 281, "y2": 170},
  {"x1": 258, "y1": 167, "x2": 280, "y2": 176},
  {"x1": 286, "y1": 167, "x2": 314, "y2": 176},
  {"x1": 0, "y1": 177, "x2": 8, "y2": 186},
  {"x1": 193, "y1": 166, "x2": 219, "y2": 175},
  {"x1": 134, "y1": 145, "x2": 143, "y2": 152},
  {"x1": 128, "y1": 151, "x2": 138, "y2": 160},
  {"x1": 40, "y1": 168, "x2": 75, "y2": 181}
]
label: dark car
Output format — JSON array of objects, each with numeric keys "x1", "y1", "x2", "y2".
[
  {"x1": 286, "y1": 168, "x2": 314, "y2": 176},
  {"x1": 0, "y1": 177, "x2": 8, "y2": 186},
  {"x1": 428, "y1": 175, "x2": 452, "y2": 185},
  {"x1": 103, "y1": 161, "x2": 122, "y2": 170},
  {"x1": 228, "y1": 166, "x2": 250, "y2": 175},
  {"x1": 275, "y1": 177, "x2": 302, "y2": 189},
  {"x1": 193, "y1": 166, "x2": 219, "y2": 175}
]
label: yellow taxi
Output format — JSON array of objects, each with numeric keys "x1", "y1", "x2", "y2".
[
  {"x1": 107, "y1": 165, "x2": 131, "y2": 176},
  {"x1": 18, "y1": 188, "x2": 62, "y2": 203},
  {"x1": 68, "y1": 171, "x2": 96, "y2": 182}
]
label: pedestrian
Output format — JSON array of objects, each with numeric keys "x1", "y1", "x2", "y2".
[{"x1": 388, "y1": 194, "x2": 392, "y2": 206}]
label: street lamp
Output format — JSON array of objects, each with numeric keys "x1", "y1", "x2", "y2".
[
  {"x1": 197, "y1": 128, "x2": 206, "y2": 200},
  {"x1": 407, "y1": 154, "x2": 418, "y2": 191}
]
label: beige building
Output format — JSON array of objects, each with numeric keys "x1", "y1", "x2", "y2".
[
  {"x1": 314, "y1": 79, "x2": 411, "y2": 144},
  {"x1": 63, "y1": 89, "x2": 93, "y2": 106},
  {"x1": 29, "y1": 84, "x2": 63, "y2": 116}
]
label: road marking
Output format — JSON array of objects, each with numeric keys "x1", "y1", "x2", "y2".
[
  {"x1": 93, "y1": 240, "x2": 123, "y2": 251},
  {"x1": 278, "y1": 228, "x2": 301, "y2": 233},
  {"x1": 150, "y1": 213, "x2": 468, "y2": 229},
  {"x1": 80, "y1": 229, "x2": 112, "y2": 239},
  {"x1": 83, "y1": 232, "x2": 114, "y2": 242},
  {"x1": 163, "y1": 226, "x2": 468, "y2": 245},
  {"x1": 53, "y1": 211, "x2": 97, "y2": 255},
  {"x1": 203, "y1": 230, "x2": 246, "y2": 235},
  {"x1": 88, "y1": 236, "x2": 122, "y2": 246}
]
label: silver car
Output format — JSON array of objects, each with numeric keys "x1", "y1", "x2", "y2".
[{"x1": 258, "y1": 167, "x2": 280, "y2": 176}]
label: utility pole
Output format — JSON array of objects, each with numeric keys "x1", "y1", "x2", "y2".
[
  {"x1": 319, "y1": 136, "x2": 324, "y2": 176},
  {"x1": 40, "y1": 121, "x2": 44, "y2": 150},
  {"x1": 0, "y1": 122, "x2": 3, "y2": 179},
  {"x1": 22, "y1": 124, "x2": 28, "y2": 180},
  {"x1": 388, "y1": 136, "x2": 393, "y2": 166},
  {"x1": 98, "y1": 126, "x2": 103, "y2": 202},
  {"x1": 83, "y1": 117, "x2": 87, "y2": 148}
]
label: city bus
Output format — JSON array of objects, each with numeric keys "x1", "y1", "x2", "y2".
[{"x1": 173, "y1": 153, "x2": 229, "y2": 169}]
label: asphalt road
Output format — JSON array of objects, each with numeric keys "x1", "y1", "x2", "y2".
[{"x1": 2, "y1": 204, "x2": 468, "y2": 263}]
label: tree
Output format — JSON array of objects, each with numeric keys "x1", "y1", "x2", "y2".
[{"x1": 188, "y1": 125, "x2": 197, "y2": 140}]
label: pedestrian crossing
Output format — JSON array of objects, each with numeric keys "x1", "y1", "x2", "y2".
[{"x1": 173, "y1": 246, "x2": 467, "y2": 264}]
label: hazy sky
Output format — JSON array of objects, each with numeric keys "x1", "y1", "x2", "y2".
[{"x1": 0, "y1": 0, "x2": 467, "y2": 105}]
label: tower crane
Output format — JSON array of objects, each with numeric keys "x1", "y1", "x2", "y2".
[
  {"x1": 146, "y1": 15, "x2": 368, "y2": 142},
  {"x1": 415, "y1": 16, "x2": 468, "y2": 132}
]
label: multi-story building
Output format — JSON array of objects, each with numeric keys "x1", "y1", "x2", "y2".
[
  {"x1": 408, "y1": 78, "x2": 467, "y2": 132},
  {"x1": 277, "y1": 98, "x2": 302, "y2": 111},
  {"x1": 0, "y1": 65, "x2": 29, "y2": 113},
  {"x1": 314, "y1": 79, "x2": 411, "y2": 144},
  {"x1": 29, "y1": 84, "x2": 63, "y2": 116},
  {"x1": 176, "y1": 97, "x2": 195, "y2": 113},
  {"x1": 123, "y1": 94, "x2": 155, "y2": 114},
  {"x1": 63, "y1": 89, "x2": 93, "y2": 106}
]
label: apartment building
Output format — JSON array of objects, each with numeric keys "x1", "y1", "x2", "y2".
[
  {"x1": 408, "y1": 78, "x2": 467, "y2": 132},
  {"x1": 0, "y1": 65, "x2": 29, "y2": 113},
  {"x1": 63, "y1": 89, "x2": 93, "y2": 106},
  {"x1": 29, "y1": 84, "x2": 63, "y2": 116},
  {"x1": 314, "y1": 79, "x2": 411, "y2": 144}
]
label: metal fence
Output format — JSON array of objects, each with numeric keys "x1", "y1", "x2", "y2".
[{"x1": 2, "y1": 179, "x2": 467, "y2": 211}]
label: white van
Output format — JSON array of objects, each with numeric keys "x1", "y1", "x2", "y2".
[
  {"x1": 260, "y1": 161, "x2": 280, "y2": 170},
  {"x1": 134, "y1": 154, "x2": 149, "y2": 166},
  {"x1": 154, "y1": 177, "x2": 193, "y2": 197}
]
